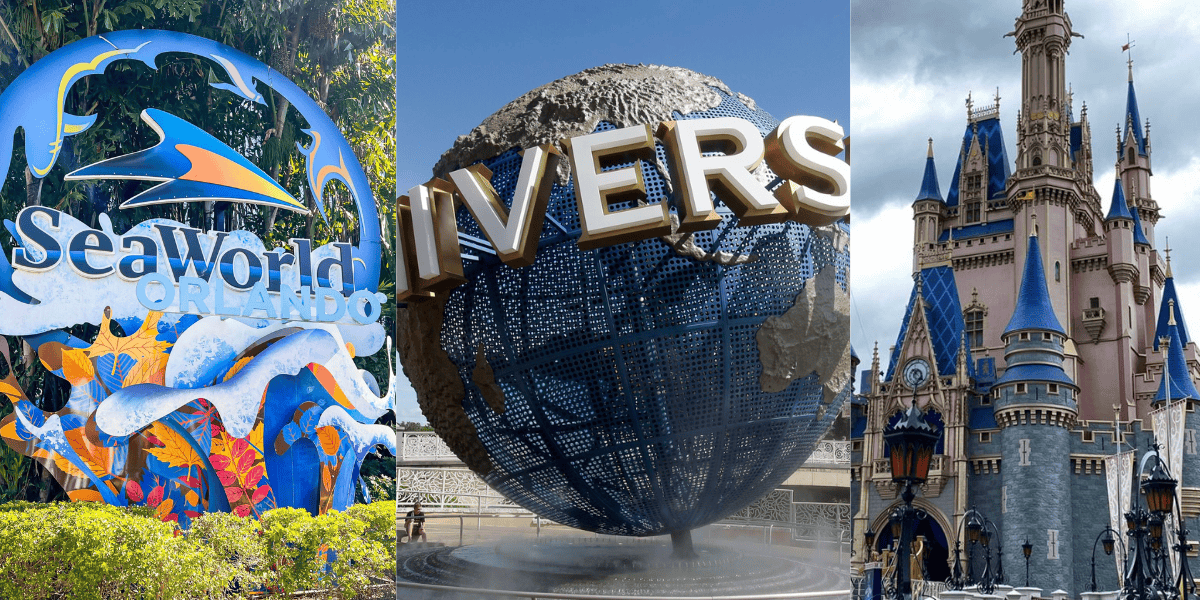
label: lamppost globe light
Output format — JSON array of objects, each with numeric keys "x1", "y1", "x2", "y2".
[
  {"x1": 864, "y1": 527, "x2": 876, "y2": 552},
  {"x1": 1142, "y1": 455, "x2": 1177, "y2": 516},
  {"x1": 967, "y1": 514, "x2": 982, "y2": 545},
  {"x1": 1102, "y1": 531, "x2": 1114, "y2": 556},
  {"x1": 883, "y1": 399, "x2": 941, "y2": 484}
]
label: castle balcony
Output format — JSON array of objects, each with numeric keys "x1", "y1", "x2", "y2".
[
  {"x1": 871, "y1": 454, "x2": 951, "y2": 498},
  {"x1": 1082, "y1": 306, "x2": 1106, "y2": 343}
]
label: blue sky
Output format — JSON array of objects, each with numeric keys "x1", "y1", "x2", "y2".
[{"x1": 394, "y1": 0, "x2": 850, "y2": 423}]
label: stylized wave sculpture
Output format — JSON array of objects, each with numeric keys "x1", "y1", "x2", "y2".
[{"x1": 0, "y1": 310, "x2": 395, "y2": 524}]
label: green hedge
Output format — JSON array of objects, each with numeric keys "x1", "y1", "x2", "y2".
[{"x1": 0, "y1": 501, "x2": 395, "y2": 599}]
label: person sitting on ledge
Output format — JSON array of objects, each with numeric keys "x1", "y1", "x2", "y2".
[{"x1": 405, "y1": 501, "x2": 427, "y2": 543}]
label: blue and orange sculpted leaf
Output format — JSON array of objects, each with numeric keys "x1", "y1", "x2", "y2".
[
  {"x1": 87, "y1": 309, "x2": 172, "y2": 389},
  {"x1": 145, "y1": 422, "x2": 203, "y2": 470},
  {"x1": 63, "y1": 427, "x2": 112, "y2": 477},
  {"x1": 0, "y1": 379, "x2": 26, "y2": 404},
  {"x1": 315, "y1": 426, "x2": 341, "y2": 457}
]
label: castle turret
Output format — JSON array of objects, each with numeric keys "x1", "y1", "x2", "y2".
[
  {"x1": 1119, "y1": 63, "x2": 1159, "y2": 245},
  {"x1": 914, "y1": 139, "x2": 944, "y2": 271},
  {"x1": 994, "y1": 230, "x2": 1078, "y2": 591},
  {"x1": 1154, "y1": 303, "x2": 1199, "y2": 404},
  {"x1": 1105, "y1": 176, "x2": 1136, "y2": 276},
  {"x1": 1130, "y1": 201, "x2": 1153, "y2": 308},
  {"x1": 1008, "y1": 0, "x2": 1093, "y2": 343}
]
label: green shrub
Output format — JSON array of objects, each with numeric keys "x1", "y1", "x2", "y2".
[
  {"x1": 260, "y1": 506, "x2": 392, "y2": 599},
  {"x1": 0, "y1": 501, "x2": 394, "y2": 599},
  {"x1": 0, "y1": 502, "x2": 227, "y2": 599},
  {"x1": 344, "y1": 501, "x2": 397, "y2": 548},
  {"x1": 187, "y1": 511, "x2": 270, "y2": 595}
]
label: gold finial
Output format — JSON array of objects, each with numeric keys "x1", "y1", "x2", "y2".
[
  {"x1": 927, "y1": 138, "x2": 934, "y2": 158},
  {"x1": 1169, "y1": 298, "x2": 1177, "y2": 327},
  {"x1": 1123, "y1": 34, "x2": 1136, "y2": 82},
  {"x1": 1030, "y1": 212, "x2": 1039, "y2": 238}
]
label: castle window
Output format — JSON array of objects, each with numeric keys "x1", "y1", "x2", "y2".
[
  {"x1": 979, "y1": 431, "x2": 993, "y2": 443},
  {"x1": 1082, "y1": 430, "x2": 1094, "y2": 442},
  {"x1": 965, "y1": 309, "x2": 985, "y2": 348},
  {"x1": 966, "y1": 201, "x2": 982, "y2": 223},
  {"x1": 1090, "y1": 297, "x2": 1100, "y2": 309},
  {"x1": 1019, "y1": 332, "x2": 1030, "y2": 341},
  {"x1": 1016, "y1": 383, "x2": 1027, "y2": 394},
  {"x1": 1128, "y1": 147, "x2": 1135, "y2": 164},
  {"x1": 1049, "y1": 384, "x2": 1060, "y2": 394},
  {"x1": 1043, "y1": 332, "x2": 1052, "y2": 341},
  {"x1": 1055, "y1": 261, "x2": 1061, "y2": 282}
]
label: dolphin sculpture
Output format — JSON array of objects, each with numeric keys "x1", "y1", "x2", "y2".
[{"x1": 67, "y1": 108, "x2": 309, "y2": 214}]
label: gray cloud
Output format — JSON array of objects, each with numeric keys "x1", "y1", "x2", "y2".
[{"x1": 851, "y1": 0, "x2": 1200, "y2": 378}]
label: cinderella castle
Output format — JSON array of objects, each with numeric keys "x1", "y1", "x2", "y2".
[{"x1": 852, "y1": 0, "x2": 1200, "y2": 594}]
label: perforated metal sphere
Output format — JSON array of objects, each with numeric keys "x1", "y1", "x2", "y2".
[{"x1": 398, "y1": 65, "x2": 850, "y2": 536}]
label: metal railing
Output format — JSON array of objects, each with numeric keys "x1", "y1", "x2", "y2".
[
  {"x1": 398, "y1": 513, "x2": 851, "y2": 564},
  {"x1": 394, "y1": 581, "x2": 852, "y2": 600}
]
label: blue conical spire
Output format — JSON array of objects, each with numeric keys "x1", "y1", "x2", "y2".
[
  {"x1": 1154, "y1": 302, "x2": 1199, "y2": 402},
  {"x1": 1004, "y1": 231, "x2": 1066, "y2": 336},
  {"x1": 1131, "y1": 205, "x2": 1151, "y2": 246},
  {"x1": 915, "y1": 138, "x2": 943, "y2": 203},
  {"x1": 1124, "y1": 68, "x2": 1147, "y2": 157},
  {"x1": 1106, "y1": 176, "x2": 1134, "y2": 221},
  {"x1": 1154, "y1": 269, "x2": 1190, "y2": 351}
]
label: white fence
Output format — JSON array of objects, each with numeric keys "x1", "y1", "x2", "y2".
[{"x1": 396, "y1": 431, "x2": 851, "y2": 542}]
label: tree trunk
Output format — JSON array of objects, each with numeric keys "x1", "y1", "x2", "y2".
[{"x1": 24, "y1": 168, "x2": 41, "y2": 207}]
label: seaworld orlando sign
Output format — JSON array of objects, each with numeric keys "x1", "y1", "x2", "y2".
[
  {"x1": 11, "y1": 205, "x2": 384, "y2": 325},
  {"x1": 0, "y1": 30, "x2": 395, "y2": 524}
]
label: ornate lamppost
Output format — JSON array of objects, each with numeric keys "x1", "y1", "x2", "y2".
[
  {"x1": 947, "y1": 506, "x2": 1003, "y2": 593},
  {"x1": 1090, "y1": 526, "x2": 1121, "y2": 592},
  {"x1": 1123, "y1": 445, "x2": 1194, "y2": 600},
  {"x1": 882, "y1": 393, "x2": 942, "y2": 600},
  {"x1": 1022, "y1": 539, "x2": 1033, "y2": 588}
]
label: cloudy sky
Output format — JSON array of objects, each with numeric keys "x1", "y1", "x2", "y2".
[
  {"x1": 851, "y1": 0, "x2": 1200, "y2": 381},
  {"x1": 393, "y1": 1, "x2": 849, "y2": 424}
]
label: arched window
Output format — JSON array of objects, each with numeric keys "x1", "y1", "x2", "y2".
[{"x1": 1055, "y1": 261, "x2": 1061, "y2": 282}]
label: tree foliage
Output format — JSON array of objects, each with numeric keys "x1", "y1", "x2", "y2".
[{"x1": 0, "y1": 0, "x2": 397, "y2": 502}]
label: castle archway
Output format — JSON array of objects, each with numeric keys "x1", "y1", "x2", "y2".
[{"x1": 869, "y1": 499, "x2": 953, "y2": 582}]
